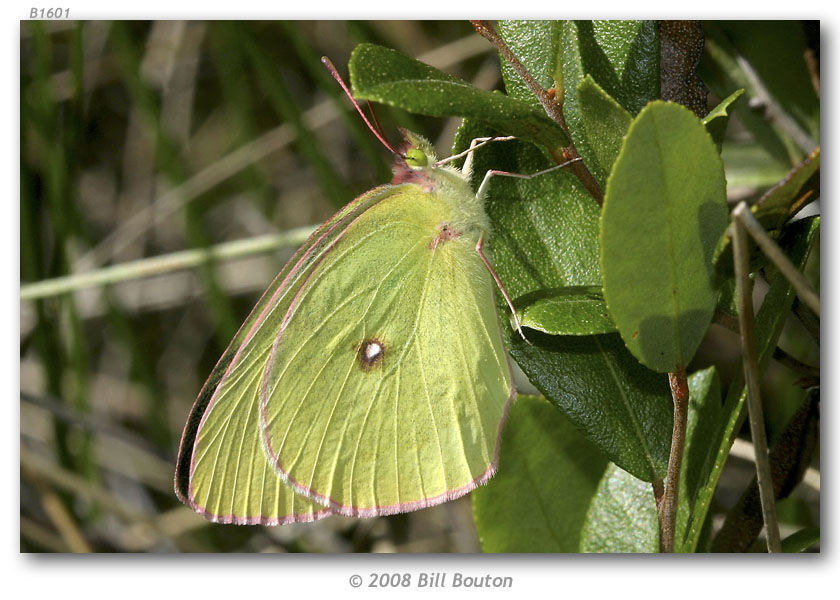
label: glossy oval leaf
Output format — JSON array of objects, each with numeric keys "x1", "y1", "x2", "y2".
[
  {"x1": 559, "y1": 20, "x2": 660, "y2": 187},
  {"x1": 560, "y1": 20, "x2": 660, "y2": 116},
  {"x1": 349, "y1": 43, "x2": 568, "y2": 148},
  {"x1": 580, "y1": 463, "x2": 659, "y2": 553},
  {"x1": 600, "y1": 100, "x2": 729, "y2": 373},
  {"x1": 507, "y1": 331, "x2": 672, "y2": 483},
  {"x1": 454, "y1": 119, "x2": 673, "y2": 483},
  {"x1": 454, "y1": 120, "x2": 602, "y2": 291},
  {"x1": 497, "y1": 20, "x2": 562, "y2": 111},
  {"x1": 576, "y1": 75, "x2": 632, "y2": 181},
  {"x1": 472, "y1": 395, "x2": 608, "y2": 552},
  {"x1": 514, "y1": 286, "x2": 616, "y2": 336}
]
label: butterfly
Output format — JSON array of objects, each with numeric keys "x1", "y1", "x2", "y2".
[{"x1": 172, "y1": 69, "x2": 532, "y2": 523}]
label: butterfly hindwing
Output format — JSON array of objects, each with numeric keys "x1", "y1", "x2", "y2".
[{"x1": 258, "y1": 185, "x2": 513, "y2": 516}]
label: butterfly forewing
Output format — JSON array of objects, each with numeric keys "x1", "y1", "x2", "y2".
[
  {"x1": 177, "y1": 186, "x2": 392, "y2": 524},
  {"x1": 259, "y1": 186, "x2": 513, "y2": 516},
  {"x1": 187, "y1": 332, "x2": 332, "y2": 523}
]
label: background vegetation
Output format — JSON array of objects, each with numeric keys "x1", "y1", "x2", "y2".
[{"x1": 20, "y1": 20, "x2": 819, "y2": 552}]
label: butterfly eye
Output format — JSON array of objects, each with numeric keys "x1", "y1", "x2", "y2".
[{"x1": 405, "y1": 148, "x2": 428, "y2": 169}]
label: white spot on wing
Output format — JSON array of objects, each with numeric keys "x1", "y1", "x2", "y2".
[{"x1": 363, "y1": 341, "x2": 384, "y2": 362}]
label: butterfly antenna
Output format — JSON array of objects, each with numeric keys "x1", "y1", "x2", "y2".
[
  {"x1": 366, "y1": 100, "x2": 390, "y2": 144},
  {"x1": 321, "y1": 56, "x2": 401, "y2": 157}
]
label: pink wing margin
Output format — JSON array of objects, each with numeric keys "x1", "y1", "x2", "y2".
[{"x1": 174, "y1": 185, "x2": 396, "y2": 525}]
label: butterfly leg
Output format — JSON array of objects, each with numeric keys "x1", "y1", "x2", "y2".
[
  {"x1": 439, "y1": 136, "x2": 517, "y2": 173},
  {"x1": 475, "y1": 233, "x2": 529, "y2": 342},
  {"x1": 476, "y1": 157, "x2": 582, "y2": 200}
]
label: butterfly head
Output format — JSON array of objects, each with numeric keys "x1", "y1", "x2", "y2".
[
  {"x1": 390, "y1": 129, "x2": 486, "y2": 236},
  {"x1": 404, "y1": 148, "x2": 428, "y2": 168},
  {"x1": 391, "y1": 129, "x2": 445, "y2": 187},
  {"x1": 398, "y1": 129, "x2": 438, "y2": 165}
]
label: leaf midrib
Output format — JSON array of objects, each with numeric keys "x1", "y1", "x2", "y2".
[{"x1": 653, "y1": 110, "x2": 684, "y2": 369}]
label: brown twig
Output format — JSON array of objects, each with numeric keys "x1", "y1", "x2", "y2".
[
  {"x1": 659, "y1": 368, "x2": 689, "y2": 553},
  {"x1": 549, "y1": 147, "x2": 604, "y2": 206},
  {"x1": 470, "y1": 20, "x2": 566, "y2": 128},
  {"x1": 733, "y1": 202, "x2": 820, "y2": 317},
  {"x1": 731, "y1": 219, "x2": 783, "y2": 553}
]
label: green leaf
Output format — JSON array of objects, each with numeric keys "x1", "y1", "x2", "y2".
[
  {"x1": 703, "y1": 88, "x2": 745, "y2": 150},
  {"x1": 514, "y1": 286, "x2": 617, "y2": 336},
  {"x1": 674, "y1": 366, "x2": 724, "y2": 551},
  {"x1": 580, "y1": 463, "x2": 659, "y2": 553},
  {"x1": 679, "y1": 217, "x2": 820, "y2": 552},
  {"x1": 600, "y1": 101, "x2": 729, "y2": 373},
  {"x1": 780, "y1": 528, "x2": 820, "y2": 553},
  {"x1": 472, "y1": 395, "x2": 608, "y2": 552},
  {"x1": 453, "y1": 120, "x2": 601, "y2": 291},
  {"x1": 454, "y1": 120, "x2": 672, "y2": 484},
  {"x1": 752, "y1": 146, "x2": 820, "y2": 232},
  {"x1": 559, "y1": 20, "x2": 660, "y2": 186},
  {"x1": 508, "y1": 332, "x2": 672, "y2": 483},
  {"x1": 561, "y1": 20, "x2": 660, "y2": 115},
  {"x1": 497, "y1": 20, "x2": 562, "y2": 110},
  {"x1": 576, "y1": 75, "x2": 633, "y2": 182},
  {"x1": 349, "y1": 43, "x2": 568, "y2": 148}
]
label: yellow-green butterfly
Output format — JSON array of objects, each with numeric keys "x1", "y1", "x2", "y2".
[{"x1": 174, "y1": 59, "x2": 560, "y2": 524}]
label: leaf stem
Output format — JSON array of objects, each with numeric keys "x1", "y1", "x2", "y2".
[
  {"x1": 731, "y1": 218, "x2": 783, "y2": 553},
  {"x1": 660, "y1": 367, "x2": 689, "y2": 553},
  {"x1": 652, "y1": 478, "x2": 665, "y2": 511},
  {"x1": 20, "y1": 226, "x2": 317, "y2": 300}
]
